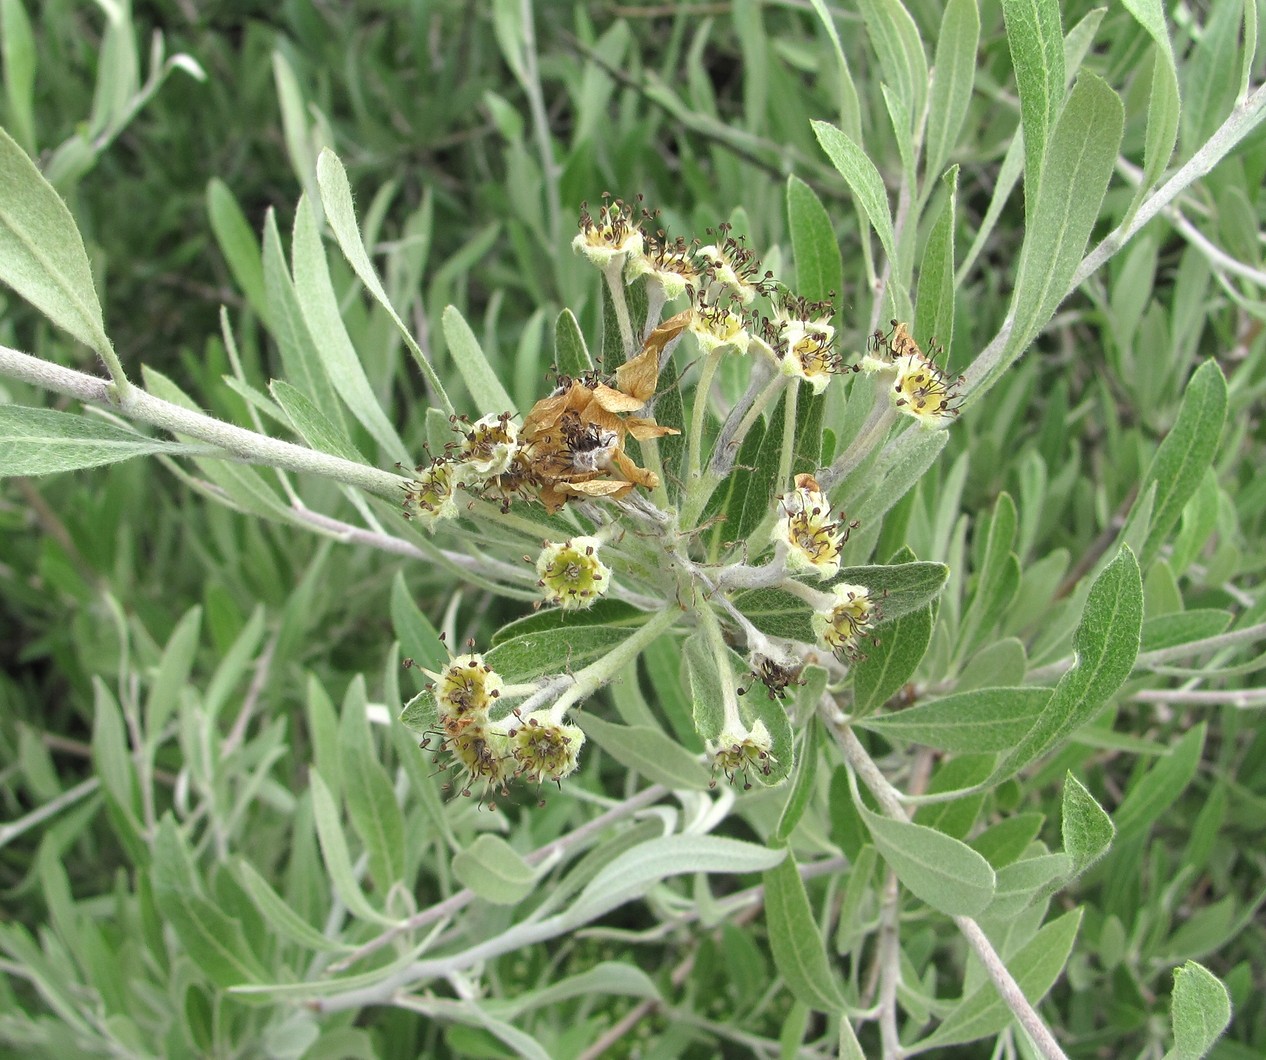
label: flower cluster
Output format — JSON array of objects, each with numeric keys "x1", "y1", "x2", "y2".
[
  {"x1": 402, "y1": 328, "x2": 682, "y2": 522},
  {"x1": 776, "y1": 473, "x2": 857, "y2": 579},
  {"x1": 862, "y1": 321, "x2": 961, "y2": 427},
  {"x1": 426, "y1": 652, "x2": 585, "y2": 800}
]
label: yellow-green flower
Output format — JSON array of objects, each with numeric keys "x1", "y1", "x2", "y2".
[
  {"x1": 812, "y1": 583, "x2": 877, "y2": 657},
  {"x1": 510, "y1": 710, "x2": 585, "y2": 784},
  {"x1": 626, "y1": 232, "x2": 697, "y2": 300},
  {"x1": 435, "y1": 653, "x2": 503, "y2": 721},
  {"x1": 573, "y1": 197, "x2": 644, "y2": 269},
  {"x1": 536, "y1": 536, "x2": 612, "y2": 610},
  {"x1": 459, "y1": 413, "x2": 520, "y2": 479},
  {"x1": 776, "y1": 473, "x2": 849, "y2": 578},
  {"x1": 708, "y1": 720, "x2": 774, "y2": 789},
  {"x1": 403, "y1": 458, "x2": 459, "y2": 529},
  {"x1": 689, "y1": 296, "x2": 751, "y2": 355}
]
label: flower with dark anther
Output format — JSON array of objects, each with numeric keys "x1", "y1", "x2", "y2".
[
  {"x1": 861, "y1": 321, "x2": 960, "y2": 428},
  {"x1": 402, "y1": 458, "x2": 459, "y2": 529},
  {"x1": 434, "y1": 653, "x2": 504, "y2": 724},
  {"x1": 688, "y1": 293, "x2": 751, "y2": 355},
  {"x1": 508, "y1": 710, "x2": 585, "y2": 784},
  {"x1": 776, "y1": 473, "x2": 856, "y2": 579},
  {"x1": 458, "y1": 412, "x2": 520, "y2": 478},
  {"x1": 627, "y1": 231, "x2": 698, "y2": 301},
  {"x1": 696, "y1": 224, "x2": 774, "y2": 305},
  {"x1": 738, "y1": 655, "x2": 805, "y2": 700},
  {"x1": 536, "y1": 536, "x2": 612, "y2": 610},
  {"x1": 768, "y1": 297, "x2": 843, "y2": 394},
  {"x1": 812, "y1": 583, "x2": 879, "y2": 659},
  {"x1": 573, "y1": 195, "x2": 644, "y2": 269},
  {"x1": 708, "y1": 720, "x2": 774, "y2": 790},
  {"x1": 446, "y1": 722, "x2": 512, "y2": 793}
]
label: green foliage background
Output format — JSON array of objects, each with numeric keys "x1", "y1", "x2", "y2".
[{"x1": 1, "y1": 1, "x2": 1264, "y2": 1057}]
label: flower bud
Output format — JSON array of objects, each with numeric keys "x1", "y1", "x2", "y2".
[{"x1": 435, "y1": 653, "x2": 503, "y2": 724}]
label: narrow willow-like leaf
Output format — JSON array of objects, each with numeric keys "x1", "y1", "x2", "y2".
[
  {"x1": 554, "y1": 307, "x2": 592, "y2": 377},
  {"x1": 1, "y1": 1, "x2": 37, "y2": 156},
  {"x1": 315, "y1": 148, "x2": 452, "y2": 415},
  {"x1": 270, "y1": 380, "x2": 364, "y2": 463},
  {"x1": 152, "y1": 817, "x2": 269, "y2": 987},
  {"x1": 994, "y1": 547, "x2": 1142, "y2": 780},
  {"x1": 144, "y1": 607, "x2": 202, "y2": 744},
  {"x1": 925, "y1": 0, "x2": 980, "y2": 188},
  {"x1": 452, "y1": 835, "x2": 536, "y2": 906},
  {"x1": 920, "y1": 908, "x2": 1082, "y2": 1047},
  {"x1": 0, "y1": 405, "x2": 194, "y2": 476},
  {"x1": 727, "y1": 390, "x2": 786, "y2": 545},
  {"x1": 775, "y1": 720, "x2": 820, "y2": 842},
  {"x1": 235, "y1": 860, "x2": 351, "y2": 954},
  {"x1": 390, "y1": 572, "x2": 448, "y2": 674},
  {"x1": 291, "y1": 196, "x2": 409, "y2": 461},
  {"x1": 1001, "y1": 0, "x2": 1064, "y2": 213},
  {"x1": 442, "y1": 304, "x2": 516, "y2": 416},
  {"x1": 987, "y1": 852, "x2": 1073, "y2": 919},
  {"x1": 860, "y1": 805, "x2": 996, "y2": 916},
  {"x1": 308, "y1": 770, "x2": 394, "y2": 926},
  {"x1": 811, "y1": 121, "x2": 897, "y2": 265},
  {"x1": 959, "y1": 492, "x2": 1019, "y2": 658},
  {"x1": 1140, "y1": 609, "x2": 1231, "y2": 653},
  {"x1": 1167, "y1": 960, "x2": 1232, "y2": 1060},
  {"x1": 1006, "y1": 74, "x2": 1124, "y2": 360},
  {"x1": 1141, "y1": 361, "x2": 1227, "y2": 566},
  {"x1": 0, "y1": 125, "x2": 110, "y2": 353},
  {"x1": 764, "y1": 853, "x2": 848, "y2": 1012},
  {"x1": 685, "y1": 629, "x2": 725, "y2": 742},
  {"x1": 852, "y1": 604, "x2": 932, "y2": 717},
  {"x1": 1113, "y1": 723, "x2": 1205, "y2": 840},
  {"x1": 339, "y1": 679, "x2": 405, "y2": 893},
  {"x1": 207, "y1": 177, "x2": 268, "y2": 322},
  {"x1": 566, "y1": 835, "x2": 784, "y2": 925},
  {"x1": 858, "y1": 0, "x2": 927, "y2": 138},
  {"x1": 576, "y1": 713, "x2": 711, "y2": 791},
  {"x1": 914, "y1": 167, "x2": 958, "y2": 356},
  {"x1": 1062, "y1": 772, "x2": 1115, "y2": 872},
  {"x1": 262, "y1": 208, "x2": 341, "y2": 422},
  {"x1": 787, "y1": 175, "x2": 842, "y2": 304}
]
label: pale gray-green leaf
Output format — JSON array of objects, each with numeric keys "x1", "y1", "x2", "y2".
[
  {"x1": 578, "y1": 713, "x2": 711, "y2": 790},
  {"x1": 442, "y1": 304, "x2": 516, "y2": 416},
  {"x1": 764, "y1": 853, "x2": 848, "y2": 1012},
  {"x1": 1001, "y1": 0, "x2": 1064, "y2": 211},
  {"x1": 0, "y1": 125, "x2": 110, "y2": 352},
  {"x1": 1062, "y1": 772, "x2": 1114, "y2": 872},
  {"x1": 861, "y1": 686, "x2": 1049, "y2": 752},
  {"x1": 452, "y1": 834, "x2": 537, "y2": 905},
  {"x1": 860, "y1": 806, "x2": 995, "y2": 916},
  {"x1": 811, "y1": 121, "x2": 897, "y2": 265},
  {"x1": 1168, "y1": 960, "x2": 1232, "y2": 1060},
  {"x1": 994, "y1": 548, "x2": 1142, "y2": 780},
  {"x1": 925, "y1": 0, "x2": 980, "y2": 186},
  {"x1": 0, "y1": 405, "x2": 195, "y2": 476},
  {"x1": 1141, "y1": 361, "x2": 1227, "y2": 566}
]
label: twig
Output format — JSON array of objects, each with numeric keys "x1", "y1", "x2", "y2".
[{"x1": 830, "y1": 723, "x2": 1070, "y2": 1060}]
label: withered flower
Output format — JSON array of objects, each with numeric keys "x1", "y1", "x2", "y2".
[{"x1": 517, "y1": 314, "x2": 686, "y2": 512}]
